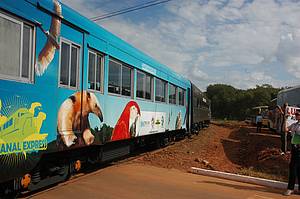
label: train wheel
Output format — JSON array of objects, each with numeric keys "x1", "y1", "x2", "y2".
[
  {"x1": 27, "y1": 162, "x2": 70, "y2": 192},
  {"x1": 161, "y1": 137, "x2": 170, "y2": 147},
  {"x1": 155, "y1": 137, "x2": 162, "y2": 149}
]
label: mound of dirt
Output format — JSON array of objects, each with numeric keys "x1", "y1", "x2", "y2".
[{"x1": 134, "y1": 121, "x2": 290, "y2": 182}]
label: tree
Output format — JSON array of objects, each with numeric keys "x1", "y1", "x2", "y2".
[{"x1": 206, "y1": 84, "x2": 281, "y2": 120}]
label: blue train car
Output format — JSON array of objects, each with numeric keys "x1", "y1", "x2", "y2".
[
  {"x1": 0, "y1": 0, "x2": 193, "y2": 195},
  {"x1": 0, "y1": 0, "x2": 210, "y2": 196}
]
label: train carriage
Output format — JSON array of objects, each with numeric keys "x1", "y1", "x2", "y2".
[
  {"x1": 191, "y1": 83, "x2": 211, "y2": 132},
  {"x1": 0, "y1": 0, "x2": 210, "y2": 196}
]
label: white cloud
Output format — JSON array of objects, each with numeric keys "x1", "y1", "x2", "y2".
[
  {"x1": 277, "y1": 30, "x2": 300, "y2": 78},
  {"x1": 214, "y1": 70, "x2": 277, "y2": 89},
  {"x1": 165, "y1": 0, "x2": 300, "y2": 80},
  {"x1": 61, "y1": 0, "x2": 300, "y2": 89},
  {"x1": 191, "y1": 67, "x2": 209, "y2": 80},
  {"x1": 61, "y1": 0, "x2": 103, "y2": 18}
]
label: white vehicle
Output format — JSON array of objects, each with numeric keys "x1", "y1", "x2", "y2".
[
  {"x1": 275, "y1": 85, "x2": 300, "y2": 133},
  {"x1": 277, "y1": 85, "x2": 300, "y2": 107},
  {"x1": 285, "y1": 106, "x2": 300, "y2": 127}
]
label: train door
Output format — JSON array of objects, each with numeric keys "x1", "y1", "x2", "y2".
[
  {"x1": 81, "y1": 38, "x2": 106, "y2": 146},
  {"x1": 187, "y1": 88, "x2": 191, "y2": 133},
  {"x1": 56, "y1": 23, "x2": 84, "y2": 149}
]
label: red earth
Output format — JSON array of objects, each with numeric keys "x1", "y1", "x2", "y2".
[{"x1": 133, "y1": 121, "x2": 290, "y2": 182}]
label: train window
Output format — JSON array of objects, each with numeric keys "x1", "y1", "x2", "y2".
[
  {"x1": 70, "y1": 46, "x2": 78, "y2": 87},
  {"x1": 178, "y1": 87, "x2": 185, "y2": 106},
  {"x1": 108, "y1": 59, "x2": 132, "y2": 97},
  {"x1": 155, "y1": 78, "x2": 167, "y2": 102},
  {"x1": 22, "y1": 24, "x2": 32, "y2": 78},
  {"x1": 169, "y1": 84, "x2": 177, "y2": 104},
  {"x1": 136, "y1": 70, "x2": 153, "y2": 100},
  {"x1": 108, "y1": 60, "x2": 121, "y2": 94},
  {"x1": 136, "y1": 71, "x2": 145, "y2": 98},
  {"x1": 59, "y1": 40, "x2": 80, "y2": 88},
  {"x1": 183, "y1": 90, "x2": 186, "y2": 105},
  {"x1": 145, "y1": 75, "x2": 152, "y2": 100},
  {"x1": 60, "y1": 42, "x2": 70, "y2": 86},
  {"x1": 88, "y1": 50, "x2": 104, "y2": 92},
  {"x1": 0, "y1": 12, "x2": 34, "y2": 82},
  {"x1": 122, "y1": 66, "x2": 131, "y2": 96}
]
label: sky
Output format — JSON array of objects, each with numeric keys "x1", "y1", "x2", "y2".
[{"x1": 61, "y1": 0, "x2": 300, "y2": 90}]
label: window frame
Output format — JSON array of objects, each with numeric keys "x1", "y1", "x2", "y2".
[
  {"x1": 178, "y1": 87, "x2": 186, "y2": 106},
  {"x1": 87, "y1": 49, "x2": 104, "y2": 93},
  {"x1": 121, "y1": 64, "x2": 133, "y2": 97},
  {"x1": 183, "y1": 89, "x2": 186, "y2": 106},
  {"x1": 0, "y1": 11, "x2": 35, "y2": 83},
  {"x1": 169, "y1": 83, "x2": 177, "y2": 105},
  {"x1": 58, "y1": 38, "x2": 81, "y2": 90},
  {"x1": 136, "y1": 70, "x2": 153, "y2": 101},
  {"x1": 155, "y1": 77, "x2": 167, "y2": 103},
  {"x1": 108, "y1": 58, "x2": 133, "y2": 98}
]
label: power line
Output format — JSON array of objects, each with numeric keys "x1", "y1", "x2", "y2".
[
  {"x1": 90, "y1": 0, "x2": 173, "y2": 21},
  {"x1": 90, "y1": 0, "x2": 172, "y2": 21},
  {"x1": 90, "y1": 0, "x2": 159, "y2": 20}
]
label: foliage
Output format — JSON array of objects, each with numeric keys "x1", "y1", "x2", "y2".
[
  {"x1": 92, "y1": 124, "x2": 113, "y2": 144},
  {"x1": 206, "y1": 84, "x2": 281, "y2": 120}
]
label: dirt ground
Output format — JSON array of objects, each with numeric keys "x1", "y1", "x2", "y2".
[
  {"x1": 28, "y1": 164, "x2": 291, "y2": 199},
  {"x1": 133, "y1": 121, "x2": 290, "y2": 182}
]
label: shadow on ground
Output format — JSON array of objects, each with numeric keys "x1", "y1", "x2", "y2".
[{"x1": 220, "y1": 123, "x2": 289, "y2": 181}]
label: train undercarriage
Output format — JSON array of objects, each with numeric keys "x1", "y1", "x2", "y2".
[{"x1": 0, "y1": 129, "x2": 190, "y2": 198}]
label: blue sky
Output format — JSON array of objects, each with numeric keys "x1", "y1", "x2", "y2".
[{"x1": 61, "y1": 0, "x2": 300, "y2": 90}]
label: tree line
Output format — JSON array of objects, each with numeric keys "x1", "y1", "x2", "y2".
[{"x1": 206, "y1": 84, "x2": 281, "y2": 120}]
